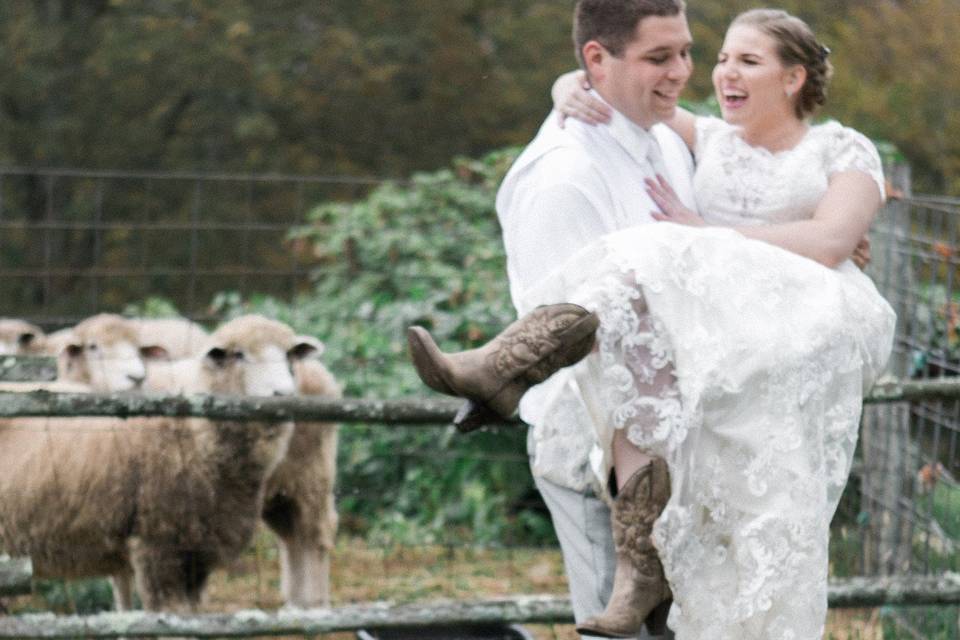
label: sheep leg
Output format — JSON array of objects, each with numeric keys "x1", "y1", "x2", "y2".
[
  {"x1": 263, "y1": 489, "x2": 336, "y2": 608},
  {"x1": 109, "y1": 571, "x2": 135, "y2": 611},
  {"x1": 277, "y1": 536, "x2": 331, "y2": 608},
  {"x1": 128, "y1": 539, "x2": 206, "y2": 614}
]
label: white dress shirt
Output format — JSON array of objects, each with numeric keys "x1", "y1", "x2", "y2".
[{"x1": 495, "y1": 96, "x2": 696, "y2": 492}]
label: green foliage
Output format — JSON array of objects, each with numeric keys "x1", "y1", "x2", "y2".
[
  {"x1": 907, "y1": 284, "x2": 960, "y2": 377},
  {"x1": 215, "y1": 148, "x2": 555, "y2": 546},
  {"x1": 0, "y1": 1, "x2": 951, "y2": 190},
  {"x1": 122, "y1": 296, "x2": 185, "y2": 319},
  {"x1": 931, "y1": 481, "x2": 960, "y2": 540},
  {"x1": 28, "y1": 578, "x2": 116, "y2": 615}
]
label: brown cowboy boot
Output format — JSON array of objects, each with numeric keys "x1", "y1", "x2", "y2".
[
  {"x1": 407, "y1": 303, "x2": 598, "y2": 431},
  {"x1": 576, "y1": 458, "x2": 673, "y2": 638}
]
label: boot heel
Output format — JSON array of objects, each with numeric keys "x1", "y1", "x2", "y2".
[
  {"x1": 453, "y1": 400, "x2": 502, "y2": 433},
  {"x1": 644, "y1": 599, "x2": 671, "y2": 635}
]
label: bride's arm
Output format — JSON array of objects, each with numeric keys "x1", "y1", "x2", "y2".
[
  {"x1": 648, "y1": 171, "x2": 881, "y2": 269},
  {"x1": 551, "y1": 70, "x2": 611, "y2": 125},
  {"x1": 551, "y1": 70, "x2": 697, "y2": 149}
]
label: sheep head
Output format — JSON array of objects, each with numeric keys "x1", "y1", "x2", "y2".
[
  {"x1": 0, "y1": 319, "x2": 46, "y2": 355},
  {"x1": 199, "y1": 315, "x2": 319, "y2": 396},
  {"x1": 60, "y1": 314, "x2": 169, "y2": 391}
]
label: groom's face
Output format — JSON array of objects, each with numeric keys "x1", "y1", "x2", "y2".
[{"x1": 588, "y1": 14, "x2": 693, "y2": 129}]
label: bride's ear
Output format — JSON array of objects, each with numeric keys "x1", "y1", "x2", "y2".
[
  {"x1": 784, "y1": 65, "x2": 807, "y2": 100},
  {"x1": 582, "y1": 41, "x2": 607, "y2": 83}
]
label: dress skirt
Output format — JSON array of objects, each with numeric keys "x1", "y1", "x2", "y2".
[{"x1": 523, "y1": 222, "x2": 896, "y2": 640}]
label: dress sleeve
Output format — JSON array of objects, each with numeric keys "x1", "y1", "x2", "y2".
[
  {"x1": 693, "y1": 116, "x2": 729, "y2": 162},
  {"x1": 825, "y1": 124, "x2": 886, "y2": 202}
]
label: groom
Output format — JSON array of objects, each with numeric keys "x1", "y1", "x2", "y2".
[{"x1": 495, "y1": 1, "x2": 693, "y2": 638}]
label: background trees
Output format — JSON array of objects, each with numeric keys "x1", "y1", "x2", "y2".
[{"x1": 0, "y1": 0, "x2": 955, "y2": 191}]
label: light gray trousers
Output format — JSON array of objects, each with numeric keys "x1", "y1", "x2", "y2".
[{"x1": 534, "y1": 475, "x2": 674, "y2": 640}]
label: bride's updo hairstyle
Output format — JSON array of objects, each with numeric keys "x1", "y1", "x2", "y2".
[{"x1": 731, "y1": 9, "x2": 833, "y2": 119}]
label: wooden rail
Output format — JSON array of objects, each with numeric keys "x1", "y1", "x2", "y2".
[
  {"x1": 0, "y1": 376, "x2": 956, "y2": 425},
  {"x1": 0, "y1": 556, "x2": 31, "y2": 597},
  {"x1": 0, "y1": 356, "x2": 56, "y2": 383},
  {"x1": 1, "y1": 575, "x2": 958, "y2": 638}
]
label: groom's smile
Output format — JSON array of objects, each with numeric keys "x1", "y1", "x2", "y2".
[{"x1": 585, "y1": 13, "x2": 692, "y2": 130}]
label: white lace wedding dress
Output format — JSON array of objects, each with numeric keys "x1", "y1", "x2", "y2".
[{"x1": 526, "y1": 117, "x2": 897, "y2": 639}]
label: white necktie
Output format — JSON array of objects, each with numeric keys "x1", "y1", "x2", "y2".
[{"x1": 646, "y1": 137, "x2": 669, "y2": 180}]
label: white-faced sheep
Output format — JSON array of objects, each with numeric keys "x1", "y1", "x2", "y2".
[
  {"x1": 0, "y1": 315, "x2": 166, "y2": 394},
  {"x1": 57, "y1": 313, "x2": 169, "y2": 392},
  {"x1": 42, "y1": 326, "x2": 75, "y2": 358},
  {"x1": 130, "y1": 317, "x2": 210, "y2": 361},
  {"x1": 146, "y1": 331, "x2": 341, "y2": 608},
  {"x1": 0, "y1": 314, "x2": 318, "y2": 613},
  {"x1": 0, "y1": 318, "x2": 46, "y2": 355}
]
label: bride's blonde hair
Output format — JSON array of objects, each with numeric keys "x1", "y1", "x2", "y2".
[{"x1": 732, "y1": 9, "x2": 833, "y2": 119}]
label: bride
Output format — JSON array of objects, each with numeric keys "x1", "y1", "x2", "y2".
[{"x1": 409, "y1": 8, "x2": 896, "y2": 640}]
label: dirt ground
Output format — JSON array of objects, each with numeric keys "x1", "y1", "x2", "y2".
[
  {"x1": 6, "y1": 529, "x2": 885, "y2": 639},
  {"x1": 201, "y1": 531, "x2": 884, "y2": 640}
]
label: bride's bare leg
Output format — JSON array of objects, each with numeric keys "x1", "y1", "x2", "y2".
[
  {"x1": 612, "y1": 428, "x2": 652, "y2": 491},
  {"x1": 577, "y1": 278, "x2": 676, "y2": 637}
]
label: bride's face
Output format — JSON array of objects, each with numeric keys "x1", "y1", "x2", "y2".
[{"x1": 712, "y1": 25, "x2": 804, "y2": 127}]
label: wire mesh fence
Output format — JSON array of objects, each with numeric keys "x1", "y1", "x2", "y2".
[{"x1": 0, "y1": 167, "x2": 381, "y2": 326}]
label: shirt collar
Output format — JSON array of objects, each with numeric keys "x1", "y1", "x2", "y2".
[{"x1": 590, "y1": 90, "x2": 657, "y2": 166}]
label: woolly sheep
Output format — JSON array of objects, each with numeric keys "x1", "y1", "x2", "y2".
[
  {"x1": 0, "y1": 314, "x2": 318, "y2": 613},
  {"x1": 262, "y1": 350, "x2": 340, "y2": 608},
  {"x1": 57, "y1": 314, "x2": 168, "y2": 392},
  {"x1": 146, "y1": 330, "x2": 341, "y2": 608},
  {"x1": 42, "y1": 327, "x2": 75, "y2": 357},
  {"x1": 130, "y1": 317, "x2": 210, "y2": 360},
  {"x1": 0, "y1": 318, "x2": 45, "y2": 355}
]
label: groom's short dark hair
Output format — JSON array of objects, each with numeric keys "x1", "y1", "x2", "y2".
[{"x1": 573, "y1": 0, "x2": 686, "y2": 68}]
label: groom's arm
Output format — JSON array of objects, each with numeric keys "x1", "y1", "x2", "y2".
[
  {"x1": 506, "y1": 181, "x2": 609, "y2": 295},
  {"x1": 501, "y1": 150, "x2": 614, "y2": 301}
]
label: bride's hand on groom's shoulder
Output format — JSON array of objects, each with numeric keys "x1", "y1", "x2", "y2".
[
  {"x1": 647, "y1": 175, "x2": 705, "y2": 227},
  {"x1": 852, "y1": 236, "x2": 871, "y2": 270},
  {"x1": 552, "y1": 69, "x2": 611, "y2": 128}
]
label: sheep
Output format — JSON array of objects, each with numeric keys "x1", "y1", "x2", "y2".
[
  {"x1": 0, "y1": 318, "x2": 46, "y2": 355},
  {"x1": 42, "y1": 327, "x2": 76, "y2": 357},
  {"x1": 130, "y1": 317, "x2": 210, "y2": 361},
  {"x1": 57, "y1": 314, "x2": 169, "y2": 392},
  {"x1": 0, "y1": 314, "x2": 166, "y2": 394},
  {"x1": 0, "y1": 314, "x2": 318, "y2": 613},
  {"x1": 146, "y1": 331, "x2": 341, "y2": 609},
  {"x1": 261, "y1": 347, "x2": 340, "y2": 608}
]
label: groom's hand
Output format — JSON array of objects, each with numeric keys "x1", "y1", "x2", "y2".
[{"x1": 852, "y1": 235, "x2": 871, "y2": 270}]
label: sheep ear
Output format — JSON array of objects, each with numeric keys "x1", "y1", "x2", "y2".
[
  {"x1": 204, "y1": 347, "x2": 231, "y2": 368},
  {"x1": 139, "y1": 345, "x2": 170, "y2": 361},
  {"x1": 290, "y1": 335, "x2": 324, "y2": 360},
  {"x1": 288, "y1": 341, "x2": 320, "y2": 361}
]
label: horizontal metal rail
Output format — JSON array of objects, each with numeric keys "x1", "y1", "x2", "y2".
[{"x1": 1, "y1": 576, "x2": 959, "y2": 638}]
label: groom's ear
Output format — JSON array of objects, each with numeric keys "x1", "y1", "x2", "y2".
[{"x1": 582, "y1": 40, "x2": 607, "y2": 82}]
